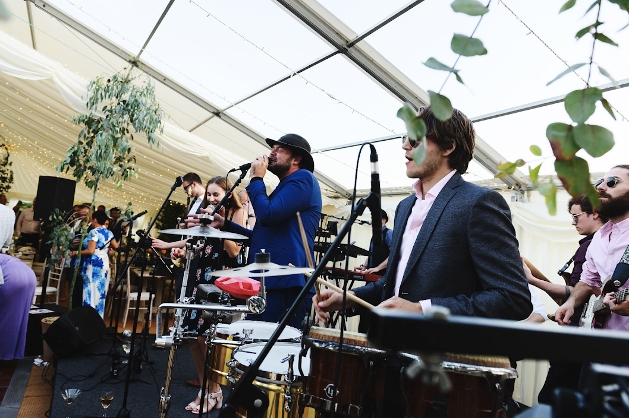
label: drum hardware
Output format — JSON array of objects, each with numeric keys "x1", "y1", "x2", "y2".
[
  {"x1": 159, "y1": 225, "x2": 248, "y2": 240},
  {"x1": 218, "y1": 192, "x2": 378, "y2": 418}
]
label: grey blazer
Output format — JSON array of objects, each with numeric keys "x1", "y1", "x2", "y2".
[{"x1": 354, "y1": 173, "x2": 532, "y2": 320}]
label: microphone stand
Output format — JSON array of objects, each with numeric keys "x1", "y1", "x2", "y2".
[
  {"x1": 218, "y1": 194, "x2": 376, "y2": 418},
  {"x1": 115, "y1": 177, "x2": 182, "y2": 418},
  {"x1": 211, "y1": 168, "x2": 248, "y2": 216}
]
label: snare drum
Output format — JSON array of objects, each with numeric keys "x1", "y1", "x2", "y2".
[
  {"x1": 208, "y1": 321, "x2": 301, "y2": 386},
  {"x1": 300, "y1": 327, "x2": 388, "y2": 417},
  {"x1": 230, "y1": 342, "x2": 314, "y2": 418},
  {"x1": 400, "y1": 352, "x2": 517, "y2": 418}
]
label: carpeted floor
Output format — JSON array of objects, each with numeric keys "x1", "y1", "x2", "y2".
[{"x1": 51, "y1": 336, "x2": 225, "y2": 418}]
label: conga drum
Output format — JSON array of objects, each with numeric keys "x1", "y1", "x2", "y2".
[
  {"x1": 400, "y1": 352, "x2": 517, "y2": 418},
  {"x1": 300, "y1": 327, "x2": 388, "y2": 417}
]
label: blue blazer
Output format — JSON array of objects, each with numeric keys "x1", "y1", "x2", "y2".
[
  {"x1": 224, "y1": 169, "x2": 322, "y2": 290},
  {"x1": 354, "y1": 173, "x2": 532, "y2": 320}
]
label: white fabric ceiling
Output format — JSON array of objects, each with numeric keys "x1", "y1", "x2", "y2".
[{"x1": 0, "y1": 0, "x2": 628, "y2": 213}]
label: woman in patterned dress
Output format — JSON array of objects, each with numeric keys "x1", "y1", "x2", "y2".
[
  {"x1": 71, "y1": 210, "x2": 119, "y2": 317},
  {"x1": 175, "y1": 176, "x2": 246, "y2": 414}
]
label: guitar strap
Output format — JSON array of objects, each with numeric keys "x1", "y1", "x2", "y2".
[{"x1": 609, "y1": 244, "x2": 629, "y2": 290}]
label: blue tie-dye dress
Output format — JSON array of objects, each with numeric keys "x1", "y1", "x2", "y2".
[{"x1": 81, "y1": 227, "x2": 114, "y2": 317}]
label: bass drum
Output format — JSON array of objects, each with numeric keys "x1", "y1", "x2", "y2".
[
  {"x1": 229, "y1": 342, "x2": 314, "y2": 418},
  {"x1": 208, "y1": 320, "x2": 301, "y2": 386}
]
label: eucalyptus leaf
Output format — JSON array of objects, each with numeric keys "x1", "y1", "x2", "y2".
[
  {"x1": 600, "y1": 98, "x2": 616, "y2": 120},
  {"x1": 530, "y1": 145, "x2": 542, "y2": 156},
  {"x1": 412, "y1": 138, "x2": 427, "y2": 166},
  {"x1": 555, "y1": 157, "x2": 592, "y2": 197},
  {"x1": 598, "y1": 65, "x2": 618, "y2": 87},
  {"x1": 585, "y1": 184, "x2": 601, "y2": 208},
  {"x1": 424, "y1": 58, "x2": 465, "y2": 84},
  {"x1": 608, "y1": 0, "x2": 629, "y2": 12},
  {"x1": 451, "y1": 34, "x2": 488, "y2": 57},
  {"x1": 538, "y1": 182, "x2": 558, "y2": 215},
  {"x1": 585, "y1": 0, "x2": 600, "y2": 14},
  {"x1": 529, "y1": 164, "x2": 542, "y2": 186},
  {"x1": 546, "y1": 63, "x2": 586, "y2": 86},
  {"x1": 546, "y1": 122, "x2": 579, "y2": 161},
  {"x1": 573, "y1": 123, "x2": 614, "y2": 157},
  {"x1": 564, "y1": 87, "x2": 602, "y2": 124},
  {"x1": 560, "y1": 0, "x2": 576, "y2": 12},
  {"x1": 594, "y1": 33, "x2": 618, "y2": 46},
  {"x1": 397, "y1": 103, "x2": 427, "y2": 140},
  {"x1": 451, "y1": 0, "x2": 489, "y2": 16},
  {"x1": 496, "y1": 161, "x2": 517, "y2": 175},
  {"x1": 428, "y1": 90, "x2": 453, "y2": 121}
]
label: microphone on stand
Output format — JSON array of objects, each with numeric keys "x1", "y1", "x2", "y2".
[
  {"x1": 123, "y1": 210, "x2": 148, "y2": 223},
  {"x1": 369, "y1": 144, "x2": 382, "y2": 244},
  {"x1": 228, "y1": 162, "x2": 252, "y2": 173}
]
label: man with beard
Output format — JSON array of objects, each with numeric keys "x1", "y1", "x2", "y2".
[
  {"x1": 556, "y1": 165, "x2": 629, "y2": 330},
  {"x1": 210, "y1": 134, "x2": 321, "y2": 328}
]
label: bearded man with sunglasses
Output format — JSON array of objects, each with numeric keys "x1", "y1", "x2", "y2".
[
  {"x1": 314, "y1": 106, "x2": 532, "y2": 324},
  {"x1": 556, "y1": 165, "x2": 629, "y2": 330}
]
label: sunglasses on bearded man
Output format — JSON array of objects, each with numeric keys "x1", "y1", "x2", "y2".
[{"x1": 594, "y1": 177, "x2": 624, "y2": 189}]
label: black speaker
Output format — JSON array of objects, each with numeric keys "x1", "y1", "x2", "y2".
[
  {"x1": 33, "y1": 176, "x2": 76, "y2": 221},
  {"x1": 42, "y1": 306, "x2": 106, "y2": 358}
]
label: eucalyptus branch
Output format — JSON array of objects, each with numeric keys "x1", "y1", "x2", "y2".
[{"x1": 586, "y1": 1, "x2": 603, "y2": 85}]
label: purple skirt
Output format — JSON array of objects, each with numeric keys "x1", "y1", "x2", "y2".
[{"x1": 0, "y1": 254, "x2": 37, "y2": 360}]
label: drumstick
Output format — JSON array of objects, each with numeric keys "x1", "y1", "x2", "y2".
[
  {"x1": 302, "y1": 270, "x2": 375, "y2": 310},
  {"x1": 296, "y1": 212, "x2": 319, "y2": 298}
]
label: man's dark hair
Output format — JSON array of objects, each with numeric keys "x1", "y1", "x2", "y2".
[
  {"x1": 182, "y1": 172, "x2": 202, "y2": 185},
  {"x1": 110, "y1": 207, "x2": 120, "y2": 213},
  {"x1": 92, "y1": 210, "x2": 108, "y2": 225},
  {"x1": 417, "y1": 106, "x2": 475, "y2": 174},
  {"x1": 568, "y1": 195, "x2": 609, "y2": 223},
  {"x1": 381, "y1": 209, "x2": 388, "y2": 223},
  {"x1": 613, "y1": 164, "x2": 629, "y2": 173}
]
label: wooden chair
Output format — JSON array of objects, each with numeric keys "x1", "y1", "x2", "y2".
[{"x1": 122, "y1": 268, "x2": 155, "y2": 328}]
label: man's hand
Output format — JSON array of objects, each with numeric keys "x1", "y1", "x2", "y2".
[
  {"x1": 250, "y1": 155, "x2": 268, "y2": 179},
  {"x1": 313, "y1": 289, "x2": 352, "y2": 325},
  {"x1": 604, "y1": 292, "x2": 629, "y2": 316},
  {"x1": 377, "y1": 296, "x2": 423, "y2": 313},
  {"x1": 209, "y1": 213, "x2": 225, "y2": 230},
  {"x1": 555, "y1": 303, "x2": 575, "y2": 325}
]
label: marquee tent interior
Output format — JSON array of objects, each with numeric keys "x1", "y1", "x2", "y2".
[{"x1": 1, "y1": 0, "x2": 629, "y2": 407}]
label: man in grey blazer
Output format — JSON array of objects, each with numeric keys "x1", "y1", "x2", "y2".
[{"x1": 314, "y1": 106, "x2": 532, "y2": 323}]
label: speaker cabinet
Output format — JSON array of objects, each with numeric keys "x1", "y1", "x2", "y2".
[
  {"x1": 42, "y1": 306, "x2": 106, "y2": 358},
  {"x1": 33, "y1": 176, "x2": 76, "y2": 221}
]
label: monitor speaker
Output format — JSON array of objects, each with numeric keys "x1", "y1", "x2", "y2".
[
  {"x1": 33, "y1": 176, "x2": 76, "y2": 221},
  {"x1": 42, "y1": 306, "x2": 106, "y2": 358}
]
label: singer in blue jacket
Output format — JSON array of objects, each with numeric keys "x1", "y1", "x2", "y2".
[{"x1": 213, "y1": 134, "x2": 321, "y2": 328}]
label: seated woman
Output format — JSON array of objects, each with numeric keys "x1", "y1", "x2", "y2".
[
  {"x1": 171, "y1": 176, "x2": 246, "y2": 414},
  {"x1": 71, "y1": 210, "x2": 119, "y2": 318}
]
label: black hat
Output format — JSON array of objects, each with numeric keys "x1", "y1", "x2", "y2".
[{"x1": 265, "y1": 133, "x2": 315, "y2": 172}]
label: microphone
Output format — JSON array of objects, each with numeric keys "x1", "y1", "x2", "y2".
[
  {"x1": 123, "y1": 210, "x2": 148, "y2": 222},
  {"x1": 357, "y1": 219, "x2": 371, "y2": 225},
  {"x1": 228, "y1": 162, "x2": 252, "y2": 173},
  {"x1": 174, "y1": 176, "x2": 183, "y2": 187},
  {"x1": 369, "y1": 144, "x2": 382, "y2": 244}
]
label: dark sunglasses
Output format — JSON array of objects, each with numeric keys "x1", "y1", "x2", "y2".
[
  {"x1": 403, "y1": 136, "x2": 423, "y2": 148},
  {"x1": 595, "y1": 177, "x2": 623, "y2": 188}
]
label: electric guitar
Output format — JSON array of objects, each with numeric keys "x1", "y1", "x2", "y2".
[{"x1": 591, "y1": 277, "x2": 629, "y2": 329}]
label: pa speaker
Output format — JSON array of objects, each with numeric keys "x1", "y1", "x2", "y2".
[
  {"x1": 33, "y1": 176, "x2": 76, "y2": 221},
  {"x1": 42, "y1": 306, "x2": 106, "y2": 358}
]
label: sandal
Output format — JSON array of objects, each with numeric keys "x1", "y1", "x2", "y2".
[
  {"x1": 185, "y1": 390, "x2": 201, "y2": 411},
  {"x1": 192, "y1": 390, "x2": 223, "y2": 414}
]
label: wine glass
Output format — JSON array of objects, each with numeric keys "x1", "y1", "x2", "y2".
[
  {"x1": 99, "y1": 389, "x2": 114, "y2": 417},
  {"x1": 60, "y1": 388, "x2": 81, "y2": 404}
]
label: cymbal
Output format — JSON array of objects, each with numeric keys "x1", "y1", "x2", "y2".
[
  {"x1": 158, "y1": 226, "x2": 248, "y2": 240},
  {"x1": 210, "y1": 262, "x2": 314, "y2": 277}
]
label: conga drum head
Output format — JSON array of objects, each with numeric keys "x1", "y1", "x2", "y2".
[{"x1": 232, "y1": 342, "x2": 310, "y2": 383}]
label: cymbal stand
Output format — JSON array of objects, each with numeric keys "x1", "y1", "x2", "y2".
[
  {"x1": 115, "y1": 176, "x2": 183, "y2": 418},
  {"x1": 219, "y1": 193, "x2": 378, "y2": 418}
]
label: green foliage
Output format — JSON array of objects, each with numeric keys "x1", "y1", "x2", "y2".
[
  {"x1": 560, "y1": 0, "x2": 577, "y2": 12},
  {"x1": 495, "y1": 159, "x2": 525, "y2": 178},
  {"x1": 58, "y1": 71, "x2": 164, "y2": 191},
  {"x1": 529, "y1": 164, "x2": 542, "y2": 186},
  {"x1": 451, "y1": 0, "x2": 489, "y2": 16},
  {"x1": 546, "y1": 123, "x2": 579, "y2": 161},
  {"x1": 0, "y1": 143, "x2": 14, "y2": 194},
  {"x1": 423, "y1": 58, "x2": 465, "y2": 84},
  {"x1": 530, "y1": 145, "x2": 542, "y2": 157},
  {"x1": 538, "y1": 182, "x2": 558, "y2": 215},
  {"x1": 46, "y1": 209, "x2": 74, "y2": 268},
  {"x1": 546, "y1": 63, "x2": 586, "y2": 86},
  {"x1": 397, "y1": 103, "x2": 427, "y2": 140},
  {"x1": 451, "y1": 34, "x2": 487, "y2": 56},
  {"x1": 428, "y1": 91, "x2": 453, "y2": 121},
  {"x1": 564, "y1": 88, "x2": 602, "y2": 124},
  {"x1": 155, "y1": 200, "x2": 187, "y2": 243},
  {"x1": 573, "y1": 123, "x2": 614, "y2": 157}
]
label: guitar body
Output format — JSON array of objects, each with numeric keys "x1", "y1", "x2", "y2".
[{"x1": 591, "y1": 277, "x2": 629, "y2": 329}]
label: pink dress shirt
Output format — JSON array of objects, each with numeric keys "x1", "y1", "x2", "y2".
[
  {"x1": 394, "y1": 170, "x2": 457, "y2": 312},
  {"x1": 580, "y1": 217, "x2": 629, "y2": 330}
]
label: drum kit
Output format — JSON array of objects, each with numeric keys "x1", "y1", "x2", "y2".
[{"x1": 154, "y1": 226, "x2": 518, "y2": 418}]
